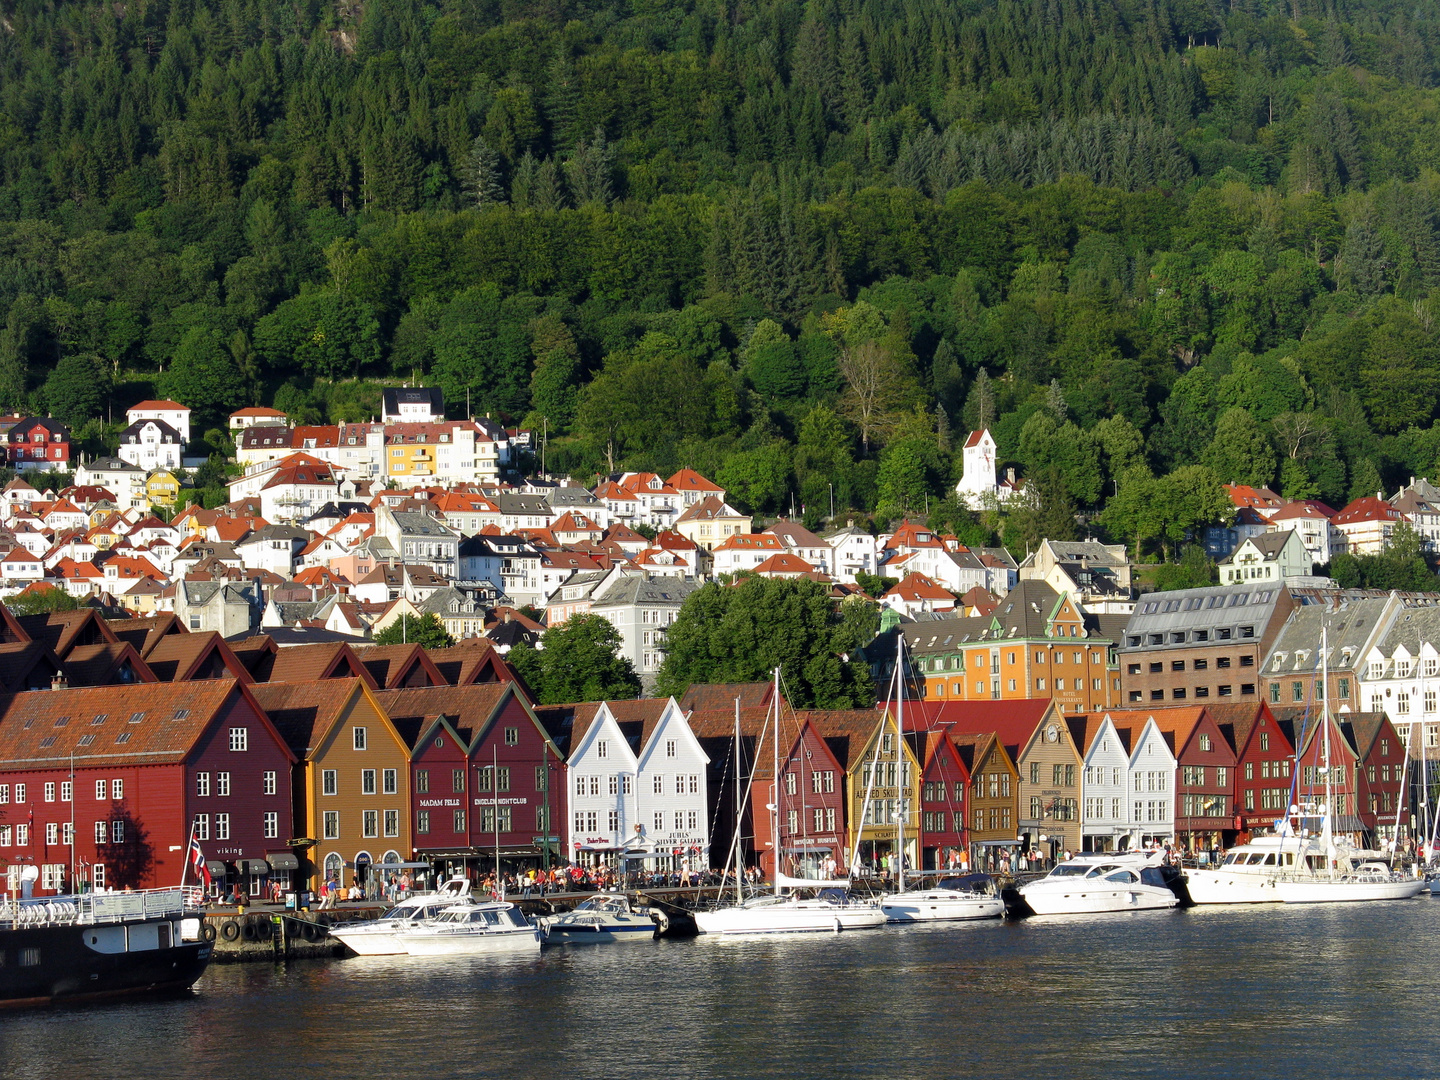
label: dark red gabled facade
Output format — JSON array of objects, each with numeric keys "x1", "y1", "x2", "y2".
[
  {"x1": 380, "y1": 683, "x2": 565, "y2": 870},
  {"x1": 1341, "y1": 713, "x2": 1408, "y2": 840},
  {"x1": 1210, "y1": 702, "x2": 1296, "y2": 835},
  {"x1": 912, "y1": 731, "x2": 970, "y2": 870},
  {"x1": 0, "y1": 680, "x2": 294, "y2": 895},
  {"x1": 771, "y1": 718, "x2": 848, "y2": 878}
]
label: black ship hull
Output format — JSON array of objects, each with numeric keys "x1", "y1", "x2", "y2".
[{"x1": 0, "y1": 920, "x2": 212, "y2": 1007}]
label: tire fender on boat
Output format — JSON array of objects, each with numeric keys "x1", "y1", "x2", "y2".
[
  {"x1": 252, "y1": 916, "x2": 272, "y2": 940},
  {"x1": 202, "y1": 922, "x2": 218, "y2": 942},
  {"x1": 833, "y1": 918, "x2": 842, "y2": 933},
  {"x1": 240, "y1": 919, "x2": 259, "y2": 942},
  {"x1": 220, "y1": 919, "x2": 241, "y2": 942}
]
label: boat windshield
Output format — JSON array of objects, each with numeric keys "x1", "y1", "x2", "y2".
[
  {"x1": 504, "y1": 909, "x2": 530, "y2": 927},
  {"x1": 933, "y1": 875, "x2": 993, "y2": 894},
  {"x1": 1047, "y1": 864, "x2": 1091, "y2": 878},
  {"x1": 577, "y1": 896, "x2": 627, "y2": 914}
]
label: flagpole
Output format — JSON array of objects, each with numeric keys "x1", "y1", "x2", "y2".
[{"x1": 179, "y1": 815, "x2": 196, "y2": 892}]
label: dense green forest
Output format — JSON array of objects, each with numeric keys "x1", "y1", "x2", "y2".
[{"x1": 6, "y1": 0, "x2": 1440, "y2": 558}]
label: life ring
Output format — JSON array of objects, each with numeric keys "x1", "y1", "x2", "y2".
[
  {"x1": 252, "y1": 917, "x2": 272, "y2": 940},
  {"x1": 240, "y1": 920, "x2": 259, "y2": 942},
  {"x1": 220, "y1": 920, "x2": 241, "y2": 942},
  {"x1": 201, "y1": 922, "x2": 218, "y2": 942}
]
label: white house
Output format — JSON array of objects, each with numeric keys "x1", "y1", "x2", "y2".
[
  {"x1": 1126, "y1": 715, "x2": 1177, "y2": 844},
  {"x1": 235, "y1": 524, "x2": 310, "y2": 577},
  {"x1": 1266, "y1": 501, "x2": 1342, "y2": 568},
  {"x1": 823, "y1": 524, "x2": 878, "y2": 584},
  {"x1": 75, "y1": 458, "x2": 146, "y2": 509},
  {"x1": 711, "y1": 533, "x2": 784, "y2": 576},
  {"x1": 566, "y1": 703, "x2": 644, "y2": 867},
  {"x1": 1077, "y1": 713, "x2": 1132, "y2": 853},
  {"x1": 126, "y1": 399, "x2": 191, "y2": 445},
  {"x1": 566, "y1": 699, "x2": 710, "y2": 872},
  {"x1": 117, "y1": 419, "x2": 185, "y2": 472},
  {"x1": 1219, "y1": 530, "x2": 1312, "y2": 586}
]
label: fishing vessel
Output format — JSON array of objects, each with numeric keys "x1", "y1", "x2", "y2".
[
  {"x1": 328, "y1": 877, "x2": 473, "y2": 955},
  {"x1": 541, "y1": 894, "x2": 658, "y2": 945},
  {"x1": 1017, "y1": 852, "x2": 1180, "y2": 915},
  {"x1": 0, "y1": 886, "x2": 212, "y2": 1007},
  {"x1": 396, "y1": 902, "x2": 540, "y2": 955}
]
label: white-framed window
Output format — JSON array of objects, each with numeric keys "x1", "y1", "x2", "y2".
[
  {"x1": 362, "y1": 769, "x2": 376, "y2": 795},
  {"x1": 95, "y1": 780, "x2": 106, "y2": 801},
  {"x1": 44, "y1": 782, "x2": 55, "y2": 803},
  {"x1": 94, "y1": 820, "x2": 107, "y2": 844},
  {"x1": 263, "y1": 812, "x2": 278, "y2": 839},
  {"x1": 322, "y1": 770, "x2": 337, "y2": 796},
  {"x1": 382, "y1": 769, "x2": 397, "y2": 795},
  {"x1": 112, "y1": 820, "x2": 124, "y2": 843},
  {"x1": 193, "y1": 814, "x2": 209, "y2": 841},
  {"x1": 229, "y1": 728, "x2": 248, "y2": 752},
  {"x1": 15, "y1": 824, "x2": 27, "y2": 846},
  {"x1": 384, "y1": 809, "x2": 399, "y2": 837},
  {"x1": 217, "y1": 772, "x2": 231, "y2": 797},
  {"x1": 215, "y1": 814, "x2": 230, "y2": 841},
  {"x1": 14, "y1": 784, "x2": 23, "y2": 803},
  {"x1": 196, "y1": 772, "x2": 210, "y2": 797},
  {"x1": 263, "y1": 771, "x2": 276, "y2": 795},
  {"x1": 352, "y1": 727, "x2": 367, "y2": 751},
  {"x1": 363, "y1": 811, "x2": 378, "y2": 837},
  {"x1": 0, "y1": 785, "x2": 7, "y2": 804},
  {"x1": 91, "y1": 863, "x2": 105, "y2": 890},
  {"x1": 112, "y1": 778, "x2": 123, "y2": 800},
  {"x1": 653, "y1": 811, "x2": 663, "y2": 832},
  {"x1": 653, "y1": 774, "x2": 664, "y2": 795},
  {"x1": 323, "y1": 811, "x2": 339, "y2": 839}
]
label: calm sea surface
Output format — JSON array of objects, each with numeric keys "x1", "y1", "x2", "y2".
[{"x1": 6, "y1": 900, "x2": 1440, "y2": 1079}]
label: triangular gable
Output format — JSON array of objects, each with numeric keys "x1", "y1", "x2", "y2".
[
  {"x1": 1016, "y1": 700, "x2": 1082, "y2": 765},
  {"x1": 568, "y1": 701, "x2": 641, "y2": 770},
  {"x1": 311, "y1": 679, "x2": 409, "y2": 761},
  {"x1": 226, "y1": 680, "x2": 299, "y2": 767},
  {"x1": 410, "y1": 713, "x2": 472, "y2": 759},
  {"x1": 1126, "y1": 717, "x2": 1178, "y2": 770},
  {"x1": 855, "y1": 707, "x2": 924, "y2": 777},
  {"x1": 468, "y1": 683, "x2": 564, "y2": 762},
  {"x1": 635, "y1": 698, "x2": 711, "y2": 771},
  {"x1": 144, "y1": 632, "x2": 253, "y2": 684}
]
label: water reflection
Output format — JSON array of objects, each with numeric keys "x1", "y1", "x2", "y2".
[{"x1": 4, "y1": 902, "x2": 1440, "y2": 1079}]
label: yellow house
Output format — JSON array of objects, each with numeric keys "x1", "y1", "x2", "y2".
[
  {"x1": 145, "y1": 469, "x2": 181, "y2": 508},
  {"x1": 674, "y1": 496, "x2": 753, "y2": 551},
  {"x1": 806, "y1": 709, "x2": 922, "y2": 874}
]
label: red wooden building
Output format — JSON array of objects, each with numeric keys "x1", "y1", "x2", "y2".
[
  {"x1": 0, "y1": 679, "x2": 295, "y2": 895},
  {"x1": 1340, "y1": 713, "x2": 1408, "y2": 842},
  {"x1": 770, "y1": 717, "x2": 849, "y2": 879},
  {"x1": 910, "y1": 730, "x2": 971, "y2": 870},
  {"x1": 378, "y1": 683, "x2": 566, "y2": 873},
  {"x1": 1150, "y1": 707, "x2": 1238, "y2": 852},
  {"x1": 1210, "y1": 702, "x2": 1296, "y2": 835}
]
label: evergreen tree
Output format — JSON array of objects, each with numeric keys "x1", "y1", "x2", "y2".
[{"x1": 464, "y1": 136, "x2": 506, "y2": 207}]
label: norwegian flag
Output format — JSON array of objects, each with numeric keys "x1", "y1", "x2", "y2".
[{"x1": 188, "y1": 833, "x2": 211, "y2": 889}]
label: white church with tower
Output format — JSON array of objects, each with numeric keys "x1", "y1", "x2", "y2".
[{"x1": 955, "y1": 429, "x2": 1028, "y2": 511}]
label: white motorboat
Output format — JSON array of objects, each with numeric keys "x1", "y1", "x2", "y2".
[
  {"x1": 542, "y1": 894, "x2": 658, "y2": 945},
  {"x1": 881, "y1": 873, "x2": 1005, "y2": 922},
  {"x1": 1018, "y1": 853, "x2": 1179, "y2": 916},
  {"x1": 694, "y1": 893, "x2": 887, "y2": 935},
  {"x1": 396, "y1": 903, "x2": 540, "y2": 955},
  {"x1": 328, "y1": 877, "x2": 473, "y2": 956}
]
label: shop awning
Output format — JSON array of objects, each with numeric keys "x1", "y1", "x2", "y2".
[
  {"x1": 239, "y1": 859, "x2": 272, "y2": 875},
  {"x1": 205, "y1": 860, "x2": 228, "y2": 876},
  {"x1": 266, "y1": 852, "x2": 300, "y2": 871}
]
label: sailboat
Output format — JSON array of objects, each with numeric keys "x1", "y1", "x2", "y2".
[
  {"x1": 694, "y1": 669, "x2": 886, "y2": 935},
  {"x1": 879, "y1": 633, "x2": 1003, "y2": 923},
  {"x1": 1273, "y1": 627, "x2": 1427, "y2": 904}
]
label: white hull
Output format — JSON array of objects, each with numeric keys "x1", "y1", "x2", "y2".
[
  {"x1": 881, "y1": 894, "x2": 1004, "y2": 922},
  {"x1": 1021, "y1": 884, "x2": 1177, "y2": 916},
  {"x1": 398, "y1": 928, "x2": 540, "y2": 955},
  {"x1": 330, "y1": 926, "x2": 408, "y2": 955},
  {"x1": 1184, "y1": 871, "x2": 1282, "y2": 905},
  {"x1": 695, "y1": 901, "x2": 886, "y2": 935},
  {"x1": 1275, "y1": 877, "x2": 1428, "y2": 904}
]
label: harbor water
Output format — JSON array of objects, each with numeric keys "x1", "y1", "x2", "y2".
[{"x1": 7, "y1": 901, "x2": 1440, "y2": 1079}]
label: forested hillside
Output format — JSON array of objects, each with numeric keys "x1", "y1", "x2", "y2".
[{"x1": 4, "y1": 0, "x2": 1440, "y2": 556}]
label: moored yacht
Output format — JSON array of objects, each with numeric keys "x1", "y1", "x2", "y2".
[
  {"x1": 396, "y1": 902, "x2": 540, "y2": 955},
  {"x1": 881, "y1": 873, "x2": 1005, "y2": 922},
  {"x1": 328, "y1": 877, "x2": 473, "y2": 956},
  {"x1": 694, "y1": 890, "x2": 887, "y2": 935},
  {"x1": 1018, "y1": 852, "x2": 1179, "y2": 916},
  {"x1": 542, "y1": 894, "x2": 658, "y2": 945}
]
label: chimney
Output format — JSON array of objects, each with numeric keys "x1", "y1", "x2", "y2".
[{"x1": 51, "y1": 672, "x2": 68, "y2": 691}]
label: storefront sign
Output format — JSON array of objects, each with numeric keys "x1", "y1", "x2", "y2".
[
  {"x1": 472, "y1": 797, "x2": 529, "y2": 806},
  {"x1": 419, "y1": 798, "x2": 462, "y2": 808}
]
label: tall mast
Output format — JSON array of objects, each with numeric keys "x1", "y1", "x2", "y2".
[
  {"x1": 896, "y1": 631, "x2": 906, "y2": 894},
  {"x1": 772, "y1": 666, "x2": 781, "y2": 898},
  {"x1": 1321, "y1": 625, "x2": 1336, "y2": 874},
  {"x1": 734, "y1": 696, "x2": 743, "y2": 904}
]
